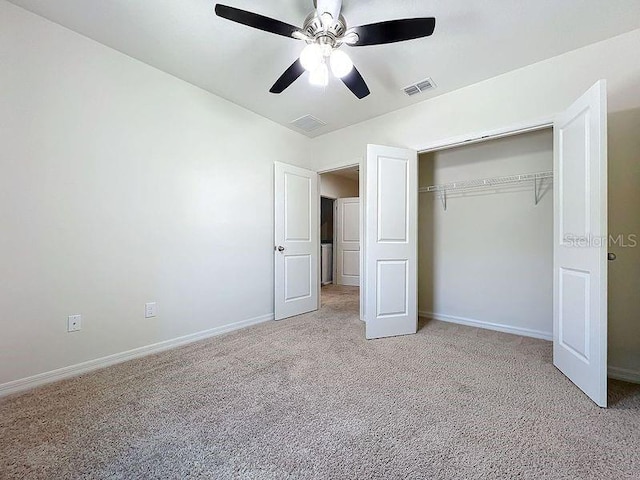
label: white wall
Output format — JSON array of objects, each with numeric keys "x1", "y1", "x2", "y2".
[
  {"x1": 320, "y1": 173, "x2": 359, "y2": 199},
  {"x1": 310, "y1": 28, "x2": 640, "y2": 378},
  {"x1": 0, "y1": 2, "x2": 311, "y2": 388},
  {"x1": 419, "y1": 130, "x2": 553, "y2": 338}
]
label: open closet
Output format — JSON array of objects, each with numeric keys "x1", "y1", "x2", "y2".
[{"x1": 418, "y1": 129, "x2": 554, "y2": 340}]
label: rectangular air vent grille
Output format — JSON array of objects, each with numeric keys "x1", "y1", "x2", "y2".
[
  {"x1": 290, "y1": 114, "x2": 327, "y2": 132},
  {"x1": 403, "y1": 77, "x2": 436, "y2": 96},
  {"x1": 403, "y1": 85, "x2": 421, "y2": 96}
]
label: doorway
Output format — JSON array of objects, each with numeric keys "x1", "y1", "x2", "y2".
[{"x1": 319, "y1": 166, "x2": 361, "y2": 311}]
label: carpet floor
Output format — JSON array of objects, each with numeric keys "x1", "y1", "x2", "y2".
[{"x1": 1, "y1": 285, "x2": 639, "y2": 479}]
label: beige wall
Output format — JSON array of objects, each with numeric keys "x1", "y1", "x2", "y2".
[
  {"x1": 607, "y1": 107, "x2": 640, "y2": 378},
  {"x1": 320, "y1": 173, "x2": 359, "y2": 199},
  {"x1": 0, "y1": 3, "x2": 311, "y2": 389},
  {"x1": 310, "y1": 28, "x2": 640, "y2": 378},
  {"x1": 419, "y1": 130, "x2": 553, "y2": 337}
]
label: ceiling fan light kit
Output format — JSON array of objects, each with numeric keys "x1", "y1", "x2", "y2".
[
  {"x1": 309, "y1": 62, "x2": 329, "y2": 87},
  {"x1": 300, "y1": 43, "x2": 323, "y2": 72},
  {"x1": 300, "y1": 45, "x2": 353, "y2": 86},
  {"x1": 297, "y1": 10, "x2": 353, "y2": 85},
  {"x1": 329, "y1": 50, "x2": 353, "y2": 78},
  {"x1": 214, "y1": 1, "x2": 436, "y2": 99}
]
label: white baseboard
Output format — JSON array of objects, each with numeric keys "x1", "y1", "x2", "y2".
[
  {"x1": 4, "y1": 311, "x2": 636, "y2": 397},
  {"x1": 0, "y1": 313, "x2": 273, "y2": 398},
  {"x1": 608, "y1": 365, "x2": 640, "y2": 384},
  {"x1": 419, "y1": 311, "x2": 553, "y2": 341}
]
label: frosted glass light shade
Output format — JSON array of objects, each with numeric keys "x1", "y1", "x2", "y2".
[
  {"x1": 300, "y1": 44, "x2": 323, "y2": 72},
  {"x1": 330, "y1": 50, "x2": 353, "y2": 78},
  {"x1": 309, "y1": 63, "x2": 329, "y2": 87}
]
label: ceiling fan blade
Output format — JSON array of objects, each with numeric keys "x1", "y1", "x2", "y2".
[
  {"x1": 348, "y1": 18, "x2": 436, "y2": 46},
  {"x1": 215, "y1": 4, "x2": 300, "y2": 39},
  {"x1": 269, "y1": 59, "x2": 305, "y2": 94},
  {"x1": 341, "y1": 66, "x2": 370, "y2": 99}
]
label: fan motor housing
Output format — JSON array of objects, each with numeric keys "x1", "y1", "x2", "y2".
[{"x1": 302, "y1": 12, "x2": 347, "y2": 45}]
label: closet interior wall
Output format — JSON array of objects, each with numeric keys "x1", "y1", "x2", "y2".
[{"x1": 418, "y1": 129, "x2": 554, "y2": 339}]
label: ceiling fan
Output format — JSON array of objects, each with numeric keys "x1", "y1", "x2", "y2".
[{"x1": 214, "y1": 0, "x2": 436, "y2": 99}]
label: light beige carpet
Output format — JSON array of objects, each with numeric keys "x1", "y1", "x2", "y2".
[{"x1": 1, "y1": 285, "x2": 639, "y2": 479}]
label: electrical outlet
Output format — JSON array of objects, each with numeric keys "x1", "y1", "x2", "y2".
[
  {"x1": 68, "y1": 314, "x2": 82, "y2": 332},
  {"x1": 145, "y1": 302, "x2": 157, "y2": 318}
]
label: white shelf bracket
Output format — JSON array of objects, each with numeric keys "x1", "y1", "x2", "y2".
[
  {"x1": 534, "y1": 176, "x2": 539, "y2": 205},
  {"x1": 440, "y1": 189, "x2": 447, "y2": 211}
]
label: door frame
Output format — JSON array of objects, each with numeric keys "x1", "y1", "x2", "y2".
[{"x1": 415, "y1": 117, "x2": 554, "y2": 154}]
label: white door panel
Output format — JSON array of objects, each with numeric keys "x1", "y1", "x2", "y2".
[
  {"x1": 365, "y1": 145, "x2": 418, "y2": 339},
  {"x1": 342, "y1": 202, "x2": 360, "y2": 241},
  {"x1": 377, "y1": 260, "x2": 408, "y2": 316},
  {"x1": 342, "y1": 251, "x2": 359, "y2": 277},
  {"x1": 553, "y1": 80, "x2": 608, "y2": 407},
  {"x1": 284, "y1": 255, "x2": 312, "y2": 300},
  {"x1": 275, "y1": 162, "x2": 318, "y2": 320},
  {"x1": 335, "y1": 197, "x2": 360, "y2": 286}
]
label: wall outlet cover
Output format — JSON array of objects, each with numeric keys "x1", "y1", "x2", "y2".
[
  {"x1": 68, "y1": 314, "x2": 82, "y2": 332},
  {"x1": 145, "y1": 302, "x2": 157, "y2": 318}
]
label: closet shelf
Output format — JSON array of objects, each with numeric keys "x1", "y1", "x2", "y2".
[{"x1": 419, "y1": 170, "x2": 553, "y2": 210}]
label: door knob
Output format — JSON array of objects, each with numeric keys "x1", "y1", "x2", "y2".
[
  {"x1": 608, "y1": 252, "x2": 616, "y2": 261},
  {"x1": 277, "y1": 246, "x2": 285, "y2": 252}
]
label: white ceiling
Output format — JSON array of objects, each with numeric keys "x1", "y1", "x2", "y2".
[{"x1": 9, "y1": 0, "x2": 640, "y2": 137}]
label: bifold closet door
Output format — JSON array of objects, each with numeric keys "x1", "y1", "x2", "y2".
[
  {"x1": 364, "y1": 144, "x2": 418, "y2": 339},
  {"x1": 553, "y1": 80, "x2": 608, "y2": 407},
  {"x1": 274, "y1": 162, "x2": 319, "y2": 321}
]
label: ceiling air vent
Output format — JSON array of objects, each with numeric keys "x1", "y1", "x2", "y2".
[
  {"x1": 403, "y1": 77, "x2": 436, "y2": 96},
  {"x1": 290, "y1": 114, "x2": 327, "y2": 132}
]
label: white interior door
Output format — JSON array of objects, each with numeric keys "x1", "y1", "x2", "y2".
[
  {"x1": 274, "y1": 162, "x2": 319, "y2": 320},
  {"x1": 365, "y1": 144, "x2": 418, "y2": 339},
  {"x1": 553, "y1": 80, "x2": 608, "y2": 407},
  {"x1": 335, "y1": 197, "x2": 360, "y2": 286}
]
